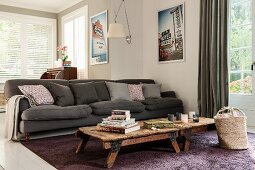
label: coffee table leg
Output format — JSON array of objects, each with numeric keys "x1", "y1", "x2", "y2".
[
  {"x1": 105, "y1": 141, "x2": 122, "y2": 168},
  {"x1": 75, "y1": 131, "x2": 90, "y2": 154},
  {"x1": 169, "y1": 132, "x2": 180, "y2": 153},
  {"x1": 183, "y1": 129, "x2": 192, "y2": 152}
]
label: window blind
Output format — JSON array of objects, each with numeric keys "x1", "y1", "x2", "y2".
[
  {"x1": 26, "y1": 24, "x2": 52, "y2": 79},
  {"x1": 0, "y1": 14, "x2": 55, "y2": 83},
  {"x1": 0, "y1": 19, "x2": 22, "y2": 82}
]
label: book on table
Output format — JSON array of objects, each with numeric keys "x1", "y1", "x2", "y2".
[
  {"x1": 143, "y1": 118, "x2": 174, "y2": 129},
  {"x1": 101, "y1": 118, "x2": 136, "y2": 127},
  {"x1": 111, "y1": 110, "x2": 131, "y2": 120},
  {"x1": 96, "y1": 124, "x2": 140, "y2": 134},
  {"x1": 97, "y1": 110, "x2": 140, "y2": 134}
]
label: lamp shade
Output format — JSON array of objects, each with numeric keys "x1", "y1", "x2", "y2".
[{"x1": 107, "y1": 23, "x2": 126, "y2": 38}]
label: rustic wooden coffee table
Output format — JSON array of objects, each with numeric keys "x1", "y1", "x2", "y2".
[
  {"x1": 76, "y1": 125, "x2": 180, "y2": 168},
  {"x1": 75, "y1": 117, "x2": 215, "y2": 168},
  {"x1": 173, "y1": 117, "x2": 215, "y2": 152}
]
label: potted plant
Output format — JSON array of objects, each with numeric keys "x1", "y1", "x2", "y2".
[{"x1": 57, "y1": 45, "x2": 68, "y2": 67}]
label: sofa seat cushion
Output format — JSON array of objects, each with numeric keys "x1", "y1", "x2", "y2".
[
  {"x1": 21, "y1": 105, "x2": 92, "y2": 121},
  {"x1": 90, "y1": 100, "x2": 145, "y2": 116},
  {"x1": 141, "y1": 97, "x2": 183, "y2": 111}
]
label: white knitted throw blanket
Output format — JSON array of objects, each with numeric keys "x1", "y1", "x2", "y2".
[{"x1": 5, "y1": 95, "x2": 26, "y2": 141}]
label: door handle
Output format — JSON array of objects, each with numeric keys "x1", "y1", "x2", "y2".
[{"x1": 251, "y1": 62, "x2": 255, "y2": 71}]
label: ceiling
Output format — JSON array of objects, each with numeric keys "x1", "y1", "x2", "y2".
[{"x1": 0, "y1": 0, "x2": 84, "y2": 13}]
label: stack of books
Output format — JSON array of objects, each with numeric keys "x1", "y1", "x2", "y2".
[
  {"x1": 96, "y1": 110, "x2": 140, "y2": 134},
  {"x1": 63, "y1": 61, "x2": 71, "y2": 67}
]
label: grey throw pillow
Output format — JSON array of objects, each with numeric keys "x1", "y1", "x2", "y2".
[
  {"x1": 70, "y1": 82, "x2": 98, "y2": 105},
  {"x1": 142, "y1": 84, "x2": 162, "y2": 99},
  {"x1": 106, "y1": 82, "x2": 132, "y2": 101},
  {"x1": 94, "y1": 82, "x2": 111, "y2": 101},
  {"x1": 49, "y1": 83, "x2": 74, "y2": 107}
]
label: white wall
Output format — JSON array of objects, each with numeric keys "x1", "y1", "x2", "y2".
[
  {"x1": 110, "y1": 0, "x2": 143, "y2": 79},
  {"x1": 58, "y1": 0, "x2": 112, "y2": 79},
  {"x1": 142, "y1": 0, "x2": 200, "y2": 112},
  {"x1": 58, "y1": 0, "x2": 144, "y2": 80}
]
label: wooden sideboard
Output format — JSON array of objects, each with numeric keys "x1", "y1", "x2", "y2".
[{"x1": 41, "y1": 67, "x2": 77, "y2": 80}]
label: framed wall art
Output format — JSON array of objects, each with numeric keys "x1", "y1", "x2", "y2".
[
  {"x1": 90, "y1": 10, "x2": 108, "y2": 65},
  {"x1": 158, "y1": 3, "x2": 185, "y2": 63}
]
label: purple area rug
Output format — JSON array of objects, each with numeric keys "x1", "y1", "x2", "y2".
[{"x1": 21, "y1": 131, "x2": 255, "y2": 170}]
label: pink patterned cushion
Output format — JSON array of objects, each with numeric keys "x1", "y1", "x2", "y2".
[
  {"x1": 128, "y1": 84, "x2": 145, "y2": 101},
  {"x1": 18, "y1": 85, "x2": 54, "y2": 106}
]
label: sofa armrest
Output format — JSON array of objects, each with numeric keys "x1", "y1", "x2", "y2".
[
  {"x1": 19, "y1": 98, "x2": 31, "y2": 113},
  {"x1": 161, "y1": 91, "x2": 176, "y2": 98}
]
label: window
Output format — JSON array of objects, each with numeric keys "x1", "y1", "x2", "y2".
[
  {"x1": 62, "y1": 6, "x2": 88, "y2": 79},
  {"x1": 228, "y1": 0, "x2": 252, "y2": 94},
  {"x1": 0, "y1": 12, "x2": 56, "y2": 84}
]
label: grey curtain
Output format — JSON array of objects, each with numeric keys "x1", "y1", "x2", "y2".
[{"x1": 198, "y1": 0, "x2": 229, "y2": 118}]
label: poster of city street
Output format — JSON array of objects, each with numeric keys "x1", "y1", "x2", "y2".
[{"x1": 158, "y1": 3, "x2": 184, "y2": 63}]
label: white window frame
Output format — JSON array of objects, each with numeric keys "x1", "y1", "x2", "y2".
[
  {"x1": 0, "y1": 11, "x2": 57, "y2": 92},
  {"x1": 61, "y1": 6, "x2": 89, "y2": 79}
]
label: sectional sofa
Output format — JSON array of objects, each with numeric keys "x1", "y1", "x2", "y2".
[{"x1": 4, "y1": 79, "x2": 183, "y2": 137}]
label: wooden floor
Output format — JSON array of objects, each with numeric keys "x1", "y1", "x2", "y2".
[{"x1": 0, "y1": 112, "x2": 254, "y2": 170}]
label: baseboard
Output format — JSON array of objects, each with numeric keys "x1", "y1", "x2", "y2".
[{"x1": 247, "y1": 126, "x2": 255, "y2": 133}]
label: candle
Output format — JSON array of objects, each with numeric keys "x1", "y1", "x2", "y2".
[
  {"x1": 193, "y1": 113, "x2": 200, "y2": 123},
  {"x1": 189, "y1": 111, "x2": 195, "y2": 119},
  {"x1": 176, "y1": 112, "x2": 182, "y2": 121},
  {"x1": 181, "y1": 114, "x2": 189, "y2": 123},
  {"x1": 168, "y1": 114, "x2": 174, "y2": 122}
]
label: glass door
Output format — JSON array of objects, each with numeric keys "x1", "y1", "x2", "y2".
[{"x1": 228, "y1": 0, "x2": 255, "y2": 128}]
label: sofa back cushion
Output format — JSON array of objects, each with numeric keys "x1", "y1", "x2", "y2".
[
  {"x1": 70, "y1": 82, "x2": 98, "y2": 105},
  {"x1": 48, "y1": 83, "x2": 74, "y2": 107},
  {"x1": 94, "y1": 82, "x2": 111, "y2": 101},
  {"x1": 142, "y1": 84, "x2": 162, "y2": 99},
  {"x1": 106, "y1": 82, "x2": 132, "y2": 101}
]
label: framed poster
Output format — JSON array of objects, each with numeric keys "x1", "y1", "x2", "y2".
[
  {"x1": 90, "y1": 10, "x2": 108, "y2": 65},
  {"x1": 158, "y1": 3, "x2": 185, "y2": 63}
]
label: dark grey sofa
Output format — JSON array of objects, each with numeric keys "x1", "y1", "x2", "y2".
[{"x1": 4, "y1": 79, "x2": 183, "y2": 135}]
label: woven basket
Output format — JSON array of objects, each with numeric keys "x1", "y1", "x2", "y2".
[{"x1": 214, "y1": 107, "x2": 248, "y2": 150}]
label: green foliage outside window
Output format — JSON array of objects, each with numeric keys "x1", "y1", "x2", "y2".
[{"x1": 229, "y1": 0, "x2": 253, "y2": 94}]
